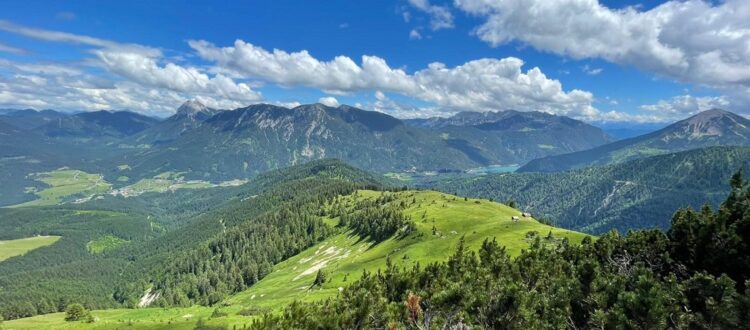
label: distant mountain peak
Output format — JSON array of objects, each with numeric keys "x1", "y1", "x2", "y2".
[
  {"x1": 176, "y1": 100, "x2": 209, "y2": 116},
  {"x1": 685, "y1": 108, "x2": 737, "y2": 123},
  {"x1": 673, "y1": 108, "x2": 749, "y2": 140},
  {"x1": 518, "y1": 108, "x2": 750, "y2": 173}
]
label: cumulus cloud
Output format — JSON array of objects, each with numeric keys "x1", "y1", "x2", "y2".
[
  {"x1": 0, "y1": 20, "x2": 658, "y2": 122},
  {"x1": 640, "y1": 95, "x2": 730, "y2": 117},
  {"x1": 0, "y1": 21, "x2": 261, "y2": 115},
  {"x1": 454, "y1": 0, "x2": 750, "y2": 89},
  {"x1": 190, "y1": 39, "x2": 606, "y2": 119},
  {"x1": 318, "y1": 96, "x2": 339, "y2": 107},
  {"x1": 93, "y1": 50, "x2": 260, "y2": 102},
  {"x1": 273, "y1": 101, "x2": 302, "y2": 109},
  {"x1": 0, "y1": 68, "x2": 249, "y2": 116},
  {"x1": 408, "y1": 0, "x2": 454, "y2": 30},
  {"x1": 369, "y1": 91, "x2": 444, "y2": 119},
  {"x1": 189, "y1": 39, "x2": 416, "y2": 94}
]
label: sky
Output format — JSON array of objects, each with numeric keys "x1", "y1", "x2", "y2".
[{"x1": 0, "y1": 0, "x2": 748, "y2": 123}]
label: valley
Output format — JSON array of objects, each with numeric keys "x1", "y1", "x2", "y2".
[{"x1": 13, "y1": 169, "x2": 111, "y2": 207}]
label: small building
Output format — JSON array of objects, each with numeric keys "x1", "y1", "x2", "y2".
[{"x1": 522, "y1": 212, "x2": 532, "y2": 217}]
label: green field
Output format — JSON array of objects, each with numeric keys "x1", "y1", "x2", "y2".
[
  {"x1": 0, "y1": 236, "x2": 61, "y2": 262},
  {"x1": 228, "y1": 190, "x2": 590, "y2": 310},
  {"x1": 5, "y1": 190, "x2": 590, "y2": 329},
  {"x1": 112, "y1": 172, "x2": 222, "y2": 197},
  {"x1": 2, "y1": 306, "x2": 252, "y2": 330},
  {"x1": 86, "y1": 235, "x2": 129, "y2": 254},
  {"x1": 13, "y1": 169, "x2": 111, "y2": 207}
]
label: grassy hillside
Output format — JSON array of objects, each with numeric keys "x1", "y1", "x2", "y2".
[
  {"x1": 4, "y1": 189, "x2": 590, "y2": 329},
  {"x1": 0, "y1": 236, "x2": 60, "y2": 262},
  {"x1": 2, "y1": 306, "x2": 241, "y2": 330},
  {"x1": 228, "y1": 190, "x2": 589, "y2": 311}
]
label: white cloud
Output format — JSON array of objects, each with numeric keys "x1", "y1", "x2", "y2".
[
  {"x1": 318, "y1": 96, "x2": 339, "y2": 107},
  {"x1": 0, "y1": 21, "x2": 261, "y2": 115},
  {"x1": 0, "y1": 59, "x2": 83, "y2": 75},
  {"x1": 409, "y1": 29, "x2": 423, "y2": 40},
  {"x1": 582, "y1": 65, "x2": 603, "y2": 76},
  {"x1": 640, "y1": 94, "x2": 730, "y2": 117},
  {"x1": 454, "y1": 0, "x2": 750, "y2": 89},
  {"x1": 0, "y1": 20, "x2": 159, "y2": 57},
  {"x1": 408, "y1": 0, "x2": 454, "y2": 30},
  {"x1": 93, "y1": 50, "x2": 260, "y2": 102},
  {"x1": 369, "y1": 91, "x2": 444, "y2": 119},
  {"x1": 0, "y1": 42, "x2": 26, "y2": 55},
  {"x1": 0, "y1": 67, "x2": 249, "y2": 116},
  {"x1": 189, "y1": 39, "x2": 416, "y2": 94},
  {"x1": 273, "y1": 101, "x2": 302, "y2": 109},
  {"x1": 189, "y1": 39, "x2": 605, "y2": 119},
  {"x1": 402, "y1": 10, "x2": 412, "y2": 23}
]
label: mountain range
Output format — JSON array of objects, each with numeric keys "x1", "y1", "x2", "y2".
[
  {"x1": 519, "y1": 109, "x2": 750, "y2": 172},
  {"x1": 1, "y1": 101, "x2": 614, "y2": 180},
  {"x1": 116, "y1": 104, "x2": 611, "y2": 180},
  {"x1": 2, "y1": 103, "x2": 749, "y2": 210},
  {"x1": 405, "y1": 110, "x2": 614, "y2": 164}
]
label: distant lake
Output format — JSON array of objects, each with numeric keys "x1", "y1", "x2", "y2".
[{"x1": 467, "y1": 165, "x2": 520, "y2": 175}]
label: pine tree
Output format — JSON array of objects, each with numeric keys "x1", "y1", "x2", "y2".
[{"x1": 64, "y1": 303, "x2": 90, "y2": 321}]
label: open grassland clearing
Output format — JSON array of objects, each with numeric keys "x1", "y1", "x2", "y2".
[
  {"x1": 0, "y1": 235, "x2": 61, "y2": 261},
  {"x1": 13, "y1": 169, "x2": 111, "y2": 207}
]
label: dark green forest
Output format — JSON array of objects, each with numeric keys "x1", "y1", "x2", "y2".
[{"x1": 252, "y1": 170, "x2": 750, "y2": 329}]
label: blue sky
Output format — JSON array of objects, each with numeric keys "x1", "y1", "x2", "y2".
[{"x1": 0, "y1": 0, "x2": 748, "y2": 122}]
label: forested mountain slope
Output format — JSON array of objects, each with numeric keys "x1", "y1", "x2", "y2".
[
  {"x1": 431, "y1": 146, "x2": 750, "y2": 234},
  {"x1": 405, "y1": 110, "x2": 614, "y2": 165},
  {"x1": 119, "y1": 103, "x2": 486, "y2": 180},
  {"x1": 0, "y1": 159, "x2": 387, "y2": 320},
  {"x1": 520, "y1": 109, "x2": 750, "y2": 172},
  {"x1": 252, "y1": 171, "x2": 750, "y2": 329}
]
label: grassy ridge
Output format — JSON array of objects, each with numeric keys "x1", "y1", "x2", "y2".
[
  {"x1": 228, "y1": 190, "x2": 589, "y2": 310},
  {"x1": 0, "y1": 236, "x2": 61, "y2": 262}
]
